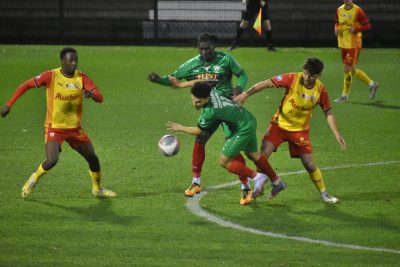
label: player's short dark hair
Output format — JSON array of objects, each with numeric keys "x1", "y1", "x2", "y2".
[
  {"x1": 191, "y1": 82, "x2": 212, "y2": 99},
  {"x1": 196, "y1": 32, "x2": 218, "y2": 47},
  {"x1": 60, "y1": 47, "x2": 77, "y2": 60},
  {"x1": 303, "y1": 58, "x2": 324, "y2": 75}
]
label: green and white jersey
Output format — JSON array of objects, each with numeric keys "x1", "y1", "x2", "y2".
[
  {"x1": 173, "y1": 51, "x2": 244, "y2": 97},
  {"x1": 197, "y1": 90, "x2": 256, "y2": 135}
]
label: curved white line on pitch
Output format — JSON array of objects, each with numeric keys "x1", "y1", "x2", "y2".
[{"x1": 187, "y1": 160, "x2": 400, "y2": 255}]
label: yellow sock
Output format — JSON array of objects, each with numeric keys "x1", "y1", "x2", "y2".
[
  {"x1": 33, "y1": 163, "x2": 47, "y2": 183},
  {"x1": 309, "y1": 167, "x2": 326, "y2": 193},
  {"x1": 353, "y1": 69, "x2": 373, "y2": 86},
  {"x1": 343, "y1": 72, "x2": 352, "y2": 96},
  {"x1": 89, "y1": 170, "x2": 101, "y2": 191}
]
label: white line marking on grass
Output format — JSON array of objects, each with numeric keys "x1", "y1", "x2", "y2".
[{"x1": 187, "y1": 160, "x2": 400, "y2": 255}]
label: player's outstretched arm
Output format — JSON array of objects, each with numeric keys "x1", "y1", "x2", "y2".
[
  {"x1": 325, "y1": 110, "x2": 347, "y2": 150},
  {"x1": 168, "y1": 76, "x2": 203, "y2": 89},
  {"x1": 233, "y1": 79, "x2": 275, "y2": 104},
  {"x1": 148, "y1": 72, "x2": 172, "y2": 87},
  {"x1": 1, "y1": 105, "x2": 11, "y2": 118},
  {"x1": 166, "y1": 121, "x2": 202, "y2": 136}
]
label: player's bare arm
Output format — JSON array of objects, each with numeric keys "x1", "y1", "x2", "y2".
[
  {"x1": 168, "y1": 76, "x2": 204, "y2": 89},
  {"x1": 325, "y1": 110, "x2": 347, "y2": 150},
  {"x1": 166, "y1": 121, "x2": 202, "y2": 136},
  {"x1": 233, "y1": 79, "x2": 274, "y2": 104}
]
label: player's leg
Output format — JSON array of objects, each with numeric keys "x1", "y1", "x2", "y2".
[
  {"x1": 234, "y1": 153, "x2": 253, "y2": 205},
  {"x1": 335, "y1": 49, "x2": 357, "y2": 103},
  {"x1": 259, "y1": 125, "x2": 286, "y2": 199},
  {"x1": 228, "y1": 2, "x2": 259, "y2": 51},
  {"x1": 220, "y1": 129, "x2": 268, "y2": 202},
  {"x1": 72, "y1": 142, "x2": 116, "y2": 198},
  {"x1": 228, "y1": 19, "x2": 249, "y2": 51},
  {"x1": 262, "y1": 3, "x2": 276, "y2": 51},
  {"x1": 184, "y1": 128, "x2": 212, "y2": 197},
  {"x1": 300, "y1": 154, "x2": 338, "y2": 204},
  {"x1": 220, "y1": 152, "x2": 267, "y2": 202},
  {"x1": 351, "y1": 49, "x2": 379, "y2": 99},
  {"x1": 21, "y1": 139, "x2": 60, "y2": 198}
]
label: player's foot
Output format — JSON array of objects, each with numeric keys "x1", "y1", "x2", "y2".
[
  {"x1": 267, "y1": 180, "x2": 286, "y2": 200},
  {"x1": 184, "y1": 183, "x2": 202, "y2": 197},
  {"x1": 92, "y1": 188, "x2": 117, "y2": 198},
  {"x1": 334, "y1": 95, "x2": 348, "y2": 103},
  {"x1": 21, "y1": 173, "x2": 37, "y2": 199},
  {"x1": 369, "y1": 81, "x2": 379, "y2": 100},
  {"x1": 252, "y1": 173, "x2": 267, "y2": 199},
  {"x1": 228, "y1": 41, "x2": 238, "y2": 51},
  {"x1": 267, "y1": 45, "x2": 277, "y2": 52},
  {"x1": 240, "y1": 188, "x2": 253, "y2": 205},
  {"x1": 321, "y1": 191, "x2": 338, "y2": 204}
]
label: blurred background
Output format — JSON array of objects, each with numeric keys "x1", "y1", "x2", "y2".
[{"x1": 0, "y1": 0, "x2": 399, "y2": 47}]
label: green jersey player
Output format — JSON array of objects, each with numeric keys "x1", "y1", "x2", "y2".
[
  {"x1": 166, "y1": 82, "x2": 285, "y2": 205},
  {"x1": 148, "y1": 33, "x2": 249, "y2": 199}
]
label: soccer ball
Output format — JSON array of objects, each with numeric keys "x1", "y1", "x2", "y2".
[{"x1": 158, "y1": 134, "x2": 180, "y2": 157}]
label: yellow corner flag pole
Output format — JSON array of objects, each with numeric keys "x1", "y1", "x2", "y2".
[{"x1": 253, "y1": 8, "x2": 262, "y2": 35}]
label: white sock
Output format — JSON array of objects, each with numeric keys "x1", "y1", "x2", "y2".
[
  {"x1": 241, "y1": 183, "x2": 251, "y2": 190},
  {"x1": 192, "y1": 177, "x2": 201, "y2": 185},
  {"x1": 272, "y1": 178, "x2": 281, "y2": 186}
]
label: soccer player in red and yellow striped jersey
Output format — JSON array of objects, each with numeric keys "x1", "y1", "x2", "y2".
[
  {"x1": 234, "y1": 58, "x2": 346, "y2": 203},
  {"x1": 1, "y1": 47, "x2": 116, "y2": 199},
  {"x1": 334, "y1": 0, "x2": 379, "y2": 103}
]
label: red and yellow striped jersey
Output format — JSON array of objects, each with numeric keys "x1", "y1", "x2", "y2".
[
  {"x1": 271, "y1": 72, "x2": 331, "y2": 132},
  {"x1": 335, "y1": 4, "x2": 370, "y2": 49}
]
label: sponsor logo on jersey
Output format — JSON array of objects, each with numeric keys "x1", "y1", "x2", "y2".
[
  {"x1": 289, "y1": 98, "x2": 306, "y2": 111},
  {"x1": 55, "y1": 93, "x2": 81, "y2": 101},
  {"x1": 196, "y1": 73, "x2": 218, "y2": 81}
]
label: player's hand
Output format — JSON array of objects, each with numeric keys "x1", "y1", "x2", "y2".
[
  {"x1": 232, "y1": 86, "x2": 243, "y2": 97},
  {"x1": 83, "y1": 90, "x2": 92, "y2": 99},
  {"x1": 1, "y1": 105, "x2": 11, "y2": 118},
  {"x1": 148, "y1": 72, "x2": 160, "y2": 83},
  {"x1": 260, "y1": 0, "x2": 265, "y2": 7},
  {"x1": 168, "y1": 76, "x2": 180, "y2": 88},
  {"x1": 166, "y1": 121, "x2": 182, "y2": 132},
  {"x1": 336, "y1": 134, "x2": 347, "y2": 150},
  {"x1": 233, "y1": 92, "x2": 248, "y2": 106}
]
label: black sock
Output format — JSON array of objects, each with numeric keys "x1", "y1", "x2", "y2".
[
  {"x1": 265, "y1": 30, "x2": 273, "y2": 47},
  {"x1": 235, "y1": 28, "x2": 245, "y2": 41}
]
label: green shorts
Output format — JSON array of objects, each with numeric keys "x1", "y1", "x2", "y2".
[{"x1": 222, "y1": 119, "x2": 258, "y2": 158}]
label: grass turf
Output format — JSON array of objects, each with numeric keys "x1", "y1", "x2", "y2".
[{"x1": 0, "y1": 46, "x2": 399, "y2": 266}]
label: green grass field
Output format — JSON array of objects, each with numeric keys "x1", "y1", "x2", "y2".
[{"x1": 0, "y1": 45, "x2": 399, "y2": 266}]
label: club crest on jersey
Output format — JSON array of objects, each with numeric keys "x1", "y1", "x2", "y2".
[
  {"x1": 276, "y1": 75, "x2": 283, "y2": 81},
  {"x1": 301, "y1": 93, "x2": 316, "y2": 102},
  {"x1": 65, "y1": 82, "x2": 81, "y2": 89}
]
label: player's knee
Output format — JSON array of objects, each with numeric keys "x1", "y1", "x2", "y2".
[{"x1": 195, "y1": 131, "x2": 211, "y2": 144}]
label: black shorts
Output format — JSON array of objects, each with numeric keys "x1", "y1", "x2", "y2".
[{"x1": 242, "y1": 1, "x2": 270, "y2": 21}]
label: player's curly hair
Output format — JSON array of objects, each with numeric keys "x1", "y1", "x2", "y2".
[
  {"x1": 60, "y1": 47, "x2": 77, "y2": 60},
  {"x1": 303, "y1": 58, "x2": 324, "y2": 75},
  {"x1": 196, "y1": 32, "x2": 218, "y2": 47},
  {"x1": 191, "y1": 81, "x2": 212, "y2": 98}
]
